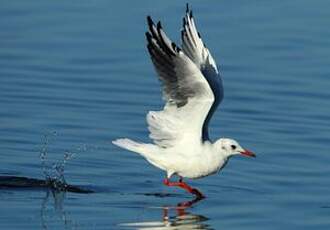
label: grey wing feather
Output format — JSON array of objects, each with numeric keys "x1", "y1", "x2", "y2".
[{"x1": 146, "y1": 16, "x2": 210, "y2": 107}]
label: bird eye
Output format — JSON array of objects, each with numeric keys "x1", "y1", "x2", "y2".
[{"x1": 231, "y1": 145, "x2": 236, "y2": 150}]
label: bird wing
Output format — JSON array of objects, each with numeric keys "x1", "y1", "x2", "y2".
[
  {"x1": 145, "y1": 7, "x2": 222, "y2": 148},
  {"x1": 181, "y1": 5, "x2": 223, "y2": 141}
]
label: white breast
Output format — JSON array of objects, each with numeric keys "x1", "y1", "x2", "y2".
[{"x1": 162, "y1": 142, "x2": 227, "y2": 179}]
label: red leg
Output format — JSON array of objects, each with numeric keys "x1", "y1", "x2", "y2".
[{"x1": 163, "y1": 178, "x2": 205, "y2": 198}]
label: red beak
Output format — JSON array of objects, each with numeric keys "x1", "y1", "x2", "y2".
[{"x1": 240, "y1": 149, "x2": 256, "y2": 158}]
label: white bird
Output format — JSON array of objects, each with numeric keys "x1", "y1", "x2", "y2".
[{"x1": 113, "y1": 4, "x2": 255, "y2": 198}]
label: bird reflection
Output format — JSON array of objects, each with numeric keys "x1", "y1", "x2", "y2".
[
  {"x1": 120, "y1": 196, "x2": 211, "y2": 230},
  {"x1": 40, "y1": 189, "x2": 77, "y2": 229}
]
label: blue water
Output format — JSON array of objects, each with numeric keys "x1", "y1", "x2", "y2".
[{"x1": 1, "y1": 0, "x2": 330, "y2": 229}]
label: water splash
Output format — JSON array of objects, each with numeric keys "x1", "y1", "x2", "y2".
[
  {"x1": 39, "y1": 131, "x2": 56, "y2": 180},
  {"x1": 39, "y1": 131, "x2": 83, "y2": 192}
]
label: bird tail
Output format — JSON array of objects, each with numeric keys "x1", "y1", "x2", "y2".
[
  {"x1": 112, "y1": 138, "x2": 151, "y2": 155},
  {"x1": 112, "y1": 138, "x2": 166, "y2": 171}
]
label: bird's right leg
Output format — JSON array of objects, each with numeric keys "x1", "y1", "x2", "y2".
[{"x1": 163, "y1": 177, "x2": 205, "y2": 198}]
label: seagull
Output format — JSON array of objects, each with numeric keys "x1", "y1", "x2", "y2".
[{"x1": 113, "y1": 4, "x2": 256, "y2": 198}]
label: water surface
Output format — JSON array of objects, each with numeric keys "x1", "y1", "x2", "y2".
[{"x1": 1, "y1": 0, "x2": 330, "y2": 229}]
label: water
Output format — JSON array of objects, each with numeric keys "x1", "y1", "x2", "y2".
[{"x1": 1, "y1": 0, "x2": 330, "y2": 229}]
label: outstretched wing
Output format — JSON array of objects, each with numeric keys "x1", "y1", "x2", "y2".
[
  {"x1": 145, "y1": 6, "x2": 222, "y2": 148},
  {"x1": 181, "y1": 5, "x2": 223, "y2": 141},
  {"x1": 146, "y1": 17, "x2": 210, "y2": 108}
]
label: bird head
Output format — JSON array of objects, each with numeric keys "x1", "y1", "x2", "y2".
[{"x1": 215, "y1": 138, "x2": 256, "y2": 158}]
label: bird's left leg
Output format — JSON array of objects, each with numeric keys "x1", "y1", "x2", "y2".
[{"x1": 163, "y1": 177, "x2": 205, "y2": 198}]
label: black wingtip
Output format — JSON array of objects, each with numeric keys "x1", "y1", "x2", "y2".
[
  {"x1": 157, "y1": 21, "x2": 162, "y2": 30},
  {"x1": 172, "y1": 42, "x2": 181, "y2": 53},
  {"x1": 145, "y1": 32, "x2": 152, "y2": 42},
  {"x1": 186, "y1": 3, "x2": 193, "y2": 17},
  {"x1": 145, "y1": 31, "x2": 151, "y2": 38},
  {"x1": 147, "y1": 15, "x2": 153, "y2": 25},
  {"x1": 147, "y1": 16, "x2": 156, "y2": 34},
  {"x1": 183, "y1": 17, "x2": 186, "y2": 27},
  {"x1": 146, "y1": 44, "x2": 153, "y2": 55},
  {"x1": 171, "y1": 42, "x2": 176, "y2": 51}
]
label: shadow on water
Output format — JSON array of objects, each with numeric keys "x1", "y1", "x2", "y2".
[
  {"x1": 0, "y1": 176, "x2": 93, "y2": 194},
  {"x1": 120, "y1": 196, "x2": 212, "y2": 230}
]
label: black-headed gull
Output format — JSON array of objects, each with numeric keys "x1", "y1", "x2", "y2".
[{"x1": 113, "y1": 4, "x2": 255, "y2": 198}]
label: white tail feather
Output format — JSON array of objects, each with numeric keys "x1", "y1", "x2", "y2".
[
  {"x1": 113, "y1": 138, "x2": 168, "y2": 171},
  {"x1": 112, "y1": 138, "x2": 144, "y2": 153}
]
